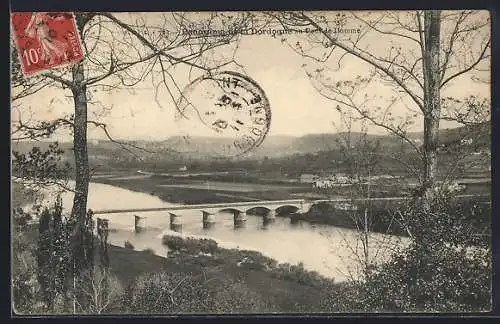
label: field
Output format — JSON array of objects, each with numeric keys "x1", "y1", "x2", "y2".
[
  {"x1": 93, "y1": 174, "x2": 316, "y2": 204},
  {"x1": 92, "y1": 171, "x2": 491, "y2": 205},
  {"x1": 156, "y1": 181, "x2": 304, "y2": 192}
]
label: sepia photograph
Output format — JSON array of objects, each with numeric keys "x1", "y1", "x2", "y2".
[{"x1": 10, "y1": 10, "x2": 491, "y2": 315}]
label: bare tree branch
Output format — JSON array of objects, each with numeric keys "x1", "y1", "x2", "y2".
[
  {"x1": 440, "y1": 39, "x2": 490, "y2": 88},
  {"x1": 294, "y1": 12, "x2": 425, "y2": 111}
]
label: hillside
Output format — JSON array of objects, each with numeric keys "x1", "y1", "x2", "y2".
[{"x1": 11, "y1": 123, "x2": 490, "y2": 164}]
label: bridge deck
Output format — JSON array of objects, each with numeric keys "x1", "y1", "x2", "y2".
[
  {"x1": 92, "y1": 199, "x2": 307, "y2": 215},
  {"x1": 91, "y1": 194, "x2": 489, "y2": 215}
]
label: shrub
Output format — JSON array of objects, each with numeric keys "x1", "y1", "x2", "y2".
[
  {"x1": 357, "y1": 242, "x2": 491, "y2": 312},
  {"x1": 162, "y1": 235, "x2": 218, "y2": 255},
  {"x1": 12, "y1": 249, "x2": 44, "y2": 315},
  {"x1": 353, "y1": 197, "x2": 492, "y2": 312},
  {"x1": 226, "y1": 249, "x2": 278, "y2": 269},
  {"x1": 267, "y1": 261, "x2": 335, "y2": 289},
  {"x1": 75, "y1": 267, "x2": 124, "y2": 314},
  {"x1": 123, "y1": 271, "x2": 276, "y2": 314}
]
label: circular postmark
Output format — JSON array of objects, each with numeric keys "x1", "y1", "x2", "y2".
[{"x1": 174, "y1": 71, "x2": 271, "y2": 158}]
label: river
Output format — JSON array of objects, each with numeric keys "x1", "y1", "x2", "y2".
[{"x1": 35, "y1": 181, "x2": 409, "y2": 282}]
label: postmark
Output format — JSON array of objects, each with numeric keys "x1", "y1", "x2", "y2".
[
  {"x1": 11, "y1": 12, "x2": 84, "y2": 76},
  {"x1": 175, "y1": 71, "x2": 271, "y2": 158}
]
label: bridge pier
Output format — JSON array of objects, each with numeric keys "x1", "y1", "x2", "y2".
[
  {"x1": 263, "y1": 209, "x2": 276, "y2": 225},
  {"x1": 234, "y1": 211, "x2": 247, "y2": 229},
  {"x1": 169, "y1": 213, "x2": 182, "y2": 232},
  {"x1": 290, "y1": 213, "x2": 301, "y2": 225},
  {"x1": 134, "y1": 215, "x2": 146, "y2": 233},
  {"x1": 202, "y1": 211, "x2": 216, "y2": 229},
  {"x1": 299, "y1": 203, "x2": 311, "y2": 214}
]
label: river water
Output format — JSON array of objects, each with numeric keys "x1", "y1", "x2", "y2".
[{"x1": 36, "y1": 181, "x2": 409, "y2": 282}]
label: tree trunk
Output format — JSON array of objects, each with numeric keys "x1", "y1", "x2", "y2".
[
  {"x1": 422, "y1": 10, "x2": 442, "y2": 211},
  {"x1": 70, "y1": 60, "x2": 90, "y2": 266}
]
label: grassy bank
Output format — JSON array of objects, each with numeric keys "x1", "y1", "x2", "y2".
[
  {"x1": 161, "y1": 235, "x2": 337, "y2": 287},
  {"x1": 16, "y1": 222, "x2": 349, "y2": 313},
  {"x1": 109, "y1": 244, "x2": 338, "y2": 312}
]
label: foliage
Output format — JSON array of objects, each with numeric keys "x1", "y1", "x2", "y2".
[
  {"x1": 12, "y1": 247, "x2": 45, "y2": 314},
  {"x1": 267, "y1": 262, "x2": 336, "y2": 289},
  {"x1": 162, "y1": 235, "x2": 218, "y2": 255},
  {"x1": 358, "y1": 242, "x2": 491, "y2": 312},
  {"x1": 35, "y1": 196, "x2": 72, "y2": 312},
  {"x1": 19, "y1": 197, "x2": 96, "y2": 314},
  {"x1": 12, "y1": 206, "x2": 43, "y2": 314},
  {"x1": 351, "y1": 196, "x2": 492, "y2": 312},
  {"x1": 11, "y1": 183, "x2": 40, "y2": 210},
  {"x1": 12, "y1": 143, "x2": 72, "y2": 192},
  {"x1": 75, "y1": 267, "x2": 124, "y2": 314},
  {"x1": 304, "y1": 195, "x2": 490, "y2": 241},
  {"x1": 123, "y1": 270, "x2": 276, "y2": 314},
  {"x1": 12, "y1": 207, "x2": 34, "y2": 230}
]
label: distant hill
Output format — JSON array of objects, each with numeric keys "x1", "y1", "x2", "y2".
[
  {"x1": 11, "y1": 123, "x2": 490, "y2": 162},
  {"x1": 407, "y1": 121, "x2": 490, "y2": 148},
  {"x1": 120, "y1": 132, "x2": 406, "y2": 160}
]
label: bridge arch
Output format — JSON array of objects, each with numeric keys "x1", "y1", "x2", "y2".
[
  {"x1": 275, "y1": 205, "x2": 300, "y2": 215},
  {"x1": 246, "y1": 206, "x2": 272, "y2": 216},
  {"x1": 217, "y1": 207, "x2": 244, "y2": 214}
]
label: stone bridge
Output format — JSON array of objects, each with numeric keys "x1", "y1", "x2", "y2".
[
  {"x1": 90, "y1": 194, "x2": 489, "y2": 232},
  {"x1": 92, "y1": 199, "x2": 315, "y2": 232}
]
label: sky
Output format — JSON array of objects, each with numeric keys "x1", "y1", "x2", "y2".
[{"x1": 11, "y1": 11, "x2": 490, "y2": 142}]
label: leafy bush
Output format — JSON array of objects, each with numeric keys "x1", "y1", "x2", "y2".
[
  {"x1": 224, "y1": 249, "x2": 278, "y2": 269},
  {"x1": 123, "y1": 271, "x2": 276, "y2": 313},
  {"x1": 351, "y1": 197, "x2": 492, "y2": 312},
  {"x1": 162, "y1": 235, "x2": 218, "y2": 255},
  {"x1": 267, "y1": 262, "x2": 336, "y2": 289},
  {"x1": 12, "y1": 248, "x2": 45, "y2": 314},
  {"x1": 357, "y1": 242, "x2": 491, "y2": 312}
]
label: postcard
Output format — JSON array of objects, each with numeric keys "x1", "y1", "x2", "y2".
[{"x1": 10, "y1": 10, "x2": 491, "y2": 315}]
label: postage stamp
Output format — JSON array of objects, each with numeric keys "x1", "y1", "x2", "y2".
[
  {"x1": 11, "y1": 12, "x2": 84, "y2": 76},
  {"x1": 175, "y1": 71, "x2": 271, "y2": 158}
]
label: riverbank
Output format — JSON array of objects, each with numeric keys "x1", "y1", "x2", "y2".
[
  {"x1": 110, "y1": 234, "x2": 354, "y2": 312},
  {"x1": 17, "y1": 222, "x2": 352, "y2": 313}
]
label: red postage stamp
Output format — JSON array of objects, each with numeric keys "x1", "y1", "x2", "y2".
[{"x1": 11, "y1": 12, "x2": 84, "y2": 76}]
